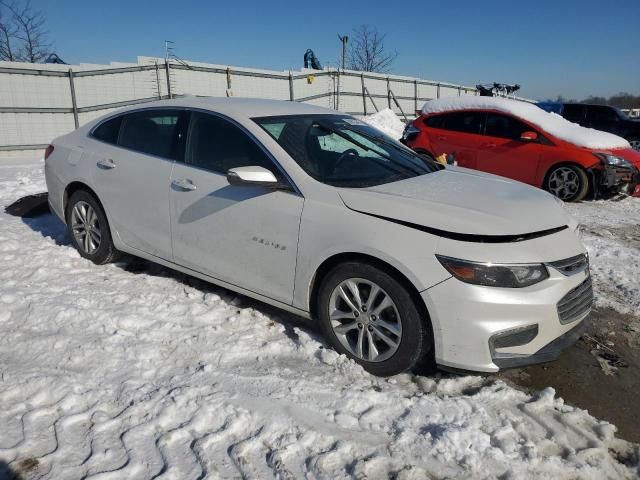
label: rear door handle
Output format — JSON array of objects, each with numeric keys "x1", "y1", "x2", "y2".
[
  {"x1": 483, "y1": 143, "x2": 497, "y2": 148},
  {"x1": 171, "y1": 178, "x2": 197, "y2": 191},
  {"x1": 438, "y1": 135, "x2": 447, "y2": 141},
  {"x1": 97, "y1": 158, "x2": 116, "y2": 169}
]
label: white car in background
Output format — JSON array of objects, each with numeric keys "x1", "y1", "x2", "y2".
[{"x1": 44, "y1": 98, "x2": 592, "y2": 375}]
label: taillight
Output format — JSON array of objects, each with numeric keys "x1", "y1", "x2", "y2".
[{"x1": 44, "y1": 144, "x2": 54, "y2": 161}]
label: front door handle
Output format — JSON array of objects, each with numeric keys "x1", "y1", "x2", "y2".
[
  {"x1": 171, "y1": 178, "x2": 197, "y2": 191},
  {"x1": 483, "y1": 143, "x2": 497, "y2": 148},
  {"x1": 438, "y1": 135, "x2": 447, "y2": 141},
  {"x1": 97, "y1": 158, "x2": 116, "y2": 169}
]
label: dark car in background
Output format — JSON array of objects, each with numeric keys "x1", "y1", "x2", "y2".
[{"x1": 538, "y1": 102, "x2": 640, "y2": 152}]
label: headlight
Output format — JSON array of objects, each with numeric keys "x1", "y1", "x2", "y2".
[
  {"x1": 436, "y1": 255, "x2": 549, "y2": 288},
  {"x1": 402, "y1": 124, "x2": 421, "y2": 141},
  {"x1": 594, "y1": 153, "x2": 632, "y2": 168}
]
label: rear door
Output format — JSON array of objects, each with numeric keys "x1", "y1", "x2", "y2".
[
  {"x1": 475, "y1": 112, "x2": 542, "y2": 184},
  {"x1": 423, "y1": 111, "x2": 486, "y2": 167},
  {"x1": 169, "y1": 111, "x2": 304, "y2": 304},
  {"x1": 91, "y1": 109, "x2": 186, "y2": 259}
]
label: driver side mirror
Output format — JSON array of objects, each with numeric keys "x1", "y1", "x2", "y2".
[
  {"x1": 226, "y1": 166, "x2": 290, "y2": 190},
  {"x1": 520, "y1": 131, "x2": 539, "y2": 142}
]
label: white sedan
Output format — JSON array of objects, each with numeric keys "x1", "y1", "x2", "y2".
[{"x1": 44, "y1": 97, "x2": 592, "y2": 375}]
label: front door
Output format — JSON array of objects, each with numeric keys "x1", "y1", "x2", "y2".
[
  {"x1": 169, "y1": 111, "x2": 304, "y2": 304},
  {"x1": 475, "y1": 112, "x2": 542, "y2": 185}
]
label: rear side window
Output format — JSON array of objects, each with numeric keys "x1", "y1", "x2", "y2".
[
  {"x1": 435, "y1": 111, "x2": 484, "y2": 134},
  {"x1": 186, "y1": 112, "x2": 276, "y2": 175},
  {"x1": 118, "y1": 110, "x2": 181, "y2": 159},
  {"x1": 92, "y1": 116, "x2": 122, "y2": 144},
  {"x1": 424, "y1": 115, "x2": 443, "y2": 129},
  {"x1": 562, "y1": 104, "x2": 586, "y2": 123},
  {"x1": 485, "y1": 113, "x2": 532, "y2": 140}
]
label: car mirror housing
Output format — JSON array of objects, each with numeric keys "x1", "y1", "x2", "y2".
[
  {"x1": 226, "y1": 166, "x2": 288, "y2": 189},
  {"x1": 520, "y1": 131, "x2": 538, "y2": 142}
]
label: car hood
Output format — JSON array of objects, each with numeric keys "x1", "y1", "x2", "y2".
[{"x1": 338, "y1": 167, "x2": 573, "y2": 237}]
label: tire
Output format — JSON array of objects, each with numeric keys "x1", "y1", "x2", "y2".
[
  {"x1": 66, "y1": 190, "x2": 120, "y2": 264},
  {"x1": 316, "y1": 262, "x2": 432, "y2": 376},
  {"x1": 545, "y1": 164, "x2": 589, "y2": 202}
]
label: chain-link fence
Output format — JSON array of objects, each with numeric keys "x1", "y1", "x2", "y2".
[{"x1": 0, "y1": 56, "x2": 477, "y2": 157}]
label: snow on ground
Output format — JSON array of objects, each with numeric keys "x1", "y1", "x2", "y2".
[
  {"x1": 565, "y1": 198, "x2": 640, "y2": 316},
  {"x1": 0, "y1": 158, "x2": 639, "y2": 479},
  {"x1": 362, "y1": 108, "x2": 406, "y2": 140}
]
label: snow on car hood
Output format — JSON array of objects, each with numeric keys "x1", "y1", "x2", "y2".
[
  {"x1": 422, "y1": 97, "x2": 631, "y2": 150},
  {"x1": 339, "y1": 167, "x2": 572, "y2": 237}
]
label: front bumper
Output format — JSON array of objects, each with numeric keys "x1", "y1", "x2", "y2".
[
  {"x1": 421, "y1": 265, "x2": 591, "y2": 373},
  {"x1": 492, "y1": 318, "x2": 588, "y2": 369},
  {"x1": 597, "y1": 164, "x2": 639, "y2": 197}
]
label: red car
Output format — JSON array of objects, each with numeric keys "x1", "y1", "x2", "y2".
[{"x1": 402, "y1": 97, "x2": 640, "y2": 201}]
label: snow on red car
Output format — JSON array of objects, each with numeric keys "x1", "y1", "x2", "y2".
[{"x1": 401, "y1": 96, "x2": 640, "y2": 201}]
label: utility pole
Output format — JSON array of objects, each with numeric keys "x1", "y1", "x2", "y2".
[
  {"x1": 164, "y1": 40, "x2": 174, "y2": 62},
  {"x1": 338, "y1": 34, "x2": 348, "y2": 70}
]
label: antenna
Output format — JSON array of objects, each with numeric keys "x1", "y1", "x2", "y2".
[{"x1": 338, "y1": 34, "x2": 348, "y2": 70}]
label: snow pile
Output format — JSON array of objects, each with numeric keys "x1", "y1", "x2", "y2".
[
  {"x1": 0, "y1": 159, "x2": 639, "y2": 478},
  {"x1": 362, "y1": 108, "x2": 406, "y2": 140},
  {"x1": 422, "y1": 97, "x2": 631, "y2": 150},
  {"x1": 566, "y1": 197, "x2": 640, "y2": 315}
]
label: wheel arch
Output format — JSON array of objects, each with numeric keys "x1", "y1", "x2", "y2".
[
  {"x1": 540, "y1": 160, "x2": 592, "y2": 189},
  {"x1": 63, "y1": 181, "x2": 103, "y2": 218},
  {"x1": 308, "y1": 252, "x2": 433, "y2": 334}
]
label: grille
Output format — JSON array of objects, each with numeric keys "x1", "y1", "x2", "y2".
[
  {"x1": 557, "y1": 276, "x2": 593, "y2": 324},
  {"x1": 548, "y1": 254, "x2": 589, "y2": 276}
]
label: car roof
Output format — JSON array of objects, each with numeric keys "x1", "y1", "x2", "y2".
[{"x1": 118, "y1": 96, "x2": 341, "y2": 118}]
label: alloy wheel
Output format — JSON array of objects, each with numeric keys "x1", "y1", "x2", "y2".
[
  {"x1": 328, "y1": 278, "x2": 402, "y2": 362},
  {"x1": 630, "y1": 139, "x2": 640, "y2": 152},
  {"x1": 71, "y1": 201, "x2": 102, "y2": 254},
  {"x1": 548, "y1": 167, "x2": 580, "y2": 200}
]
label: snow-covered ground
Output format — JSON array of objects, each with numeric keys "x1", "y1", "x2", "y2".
[{"x1": 0, "y1": 158, "x2": 639, "y2": 479}]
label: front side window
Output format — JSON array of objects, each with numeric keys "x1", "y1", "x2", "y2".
[
  {"x1": 255, "y1": 115, "x2": 440, "y2": 188},
  {"x1": 186, "y1": 112, "x2": 277, "y2": 175},
  {"x1": 437, "y1": 111, "x2": 485, "y2": 135},
  {"x1": 485, "y1": 113, "x2": 533, "y2": 140},
  {"x1": 117, "y1": 110, "x2": 181, "y2": 159},
  {"x1": 587, "y1": 106, "x2": 619, "y2": 123}
]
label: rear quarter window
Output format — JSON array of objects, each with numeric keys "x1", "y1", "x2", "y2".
[{"x1": 92, "y1": 116, "x2": 123, "y2": 144}]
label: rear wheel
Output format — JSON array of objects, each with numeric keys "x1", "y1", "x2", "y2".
[
  {"x1": 66, "y1": 190, "x2": 119, "y2": 264},
  {"x1": 316, "y1": 262, "x2": 432, "y2": 376},
  {"x1": 629, "y1": 138, "x2": 640, "y2": 152},
  {"x1": 545, "y1": 164, "x2": 589, "y2": 202}
]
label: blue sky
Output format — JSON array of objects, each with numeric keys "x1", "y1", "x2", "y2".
[{"x1": 34, "y1": 0, "x2": 638, "y2": 100}]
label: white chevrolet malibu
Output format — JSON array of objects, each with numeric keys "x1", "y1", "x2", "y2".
[{"x1": 44, "y1": 97, "x2": 592, "y2": 376}]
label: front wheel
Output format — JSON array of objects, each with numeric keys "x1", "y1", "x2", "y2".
[
  {"x1": 629, "y1": 138, "x2": 640, "y2": 152},
  {"x1": 545, "y1": 164, "x2": 589, "y2": 202},
  {"x1": 316, "y1": 262, "x2": 432, "y2": 376}
]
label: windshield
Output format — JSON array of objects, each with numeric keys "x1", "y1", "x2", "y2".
[{"x1": 254, "y1": 114, "x2": 441, "y2": 188}]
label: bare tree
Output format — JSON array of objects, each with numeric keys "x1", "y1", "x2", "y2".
[
  {"x1": 0, "y1": 0, "x2": 51, "y2": 62},
  {"x1": 0, "y1": 4, "x2": 19, "y2": 60},
  {"x1": 348, "y1": 25, "x2": 397, "y2": 73}
]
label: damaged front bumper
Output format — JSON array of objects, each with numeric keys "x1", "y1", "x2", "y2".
[{"x1": 593, "y1": 164, "x2": 640, "y2": 198}]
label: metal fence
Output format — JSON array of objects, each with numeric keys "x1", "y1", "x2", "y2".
[{"x1": 0, "y1": 56, "x2": 477, "y2": 157}]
